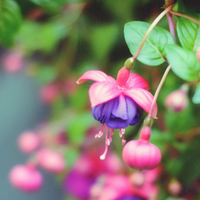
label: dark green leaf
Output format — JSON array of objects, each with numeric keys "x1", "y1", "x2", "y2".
[
  {"x1": 177, "y1": 16, "x2": 200, "y2": 51},
  {"x1": 165, "y1": 44, "x2": 200, "y2": 81},
  {"x1": 0, "y1": 0, "x2": 22, "y2": 47},
  {"x1": 192, "y1": 82, "x2": 200, "y2": 104},
  {"x1": 124, "y1": 21, "x2": 175, "y2": 66}
]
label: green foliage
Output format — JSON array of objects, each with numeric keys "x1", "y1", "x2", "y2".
[
  {"x1": 177, "y1": 16, "x2": 200, "y2": 52},
  {"x1": 36, "y1": 66, "x2": 58, "y2": 85},
  {"x1": 90, "y1": 24, "x2": 119, "y2": 62},
  {"x1": 28, "y1": 0, "x2": 87, "y2": 10},
  {"x1": 150, "y1": 129, "x2": 173, "y2": 152},
  {"x1": 192, "y1": 82, "x2": 200, "y2": 104},
  {"x1": 16, "y1": 20, "x2": 67, "y2": 53},
  {"x1": 165, "y1": 105, "x2": 195, "y2": 133},
  {"x1": 67, "y1": 112, "x2": 95, "y2": 145},
  {"x1": 165, "y1": 45, "x2": 200, "y2": 81},
  {"x1": 124, "y1": 21, "x2": 175, "y2": 66},
  {"x1": 0, "y1": 0, "x2": 22, "y2": 47}
]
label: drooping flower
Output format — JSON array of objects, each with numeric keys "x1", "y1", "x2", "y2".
[{"x1": 77, "y1": 66, "x2": 157, "y2": 159}]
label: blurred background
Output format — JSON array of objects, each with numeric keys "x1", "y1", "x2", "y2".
[{"x1": 1, "y1": 0, "x2": 200, "y2": 200}]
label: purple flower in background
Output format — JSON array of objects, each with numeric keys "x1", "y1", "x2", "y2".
[
  {"x1": 63, "y1": 169, "x2": 95, "y2": 200},
  {"x1": 116, "y1": 195, "x2": 144, "y2": 200}
]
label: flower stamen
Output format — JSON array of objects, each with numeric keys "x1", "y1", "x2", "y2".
[
  {"x1": 119, "y1": 128, "x2": 125, "y2": 137},
  {"x1": 100, "y1": 126, "x2": 108, "y2": 160},
  {"x1": 95, "y1": 124, "x2": 105, "y2": 138}
]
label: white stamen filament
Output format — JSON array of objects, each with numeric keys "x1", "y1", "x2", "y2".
[{"x1": 100, "y1": 126, "x2": 108, "y2": 160}]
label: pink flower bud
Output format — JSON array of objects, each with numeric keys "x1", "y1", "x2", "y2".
[
  {"x1": 9, "y1": 165, "x2": 42, "y2": 192},
  {"x1": 122, "y1": 139, "x2": 161, "y2": 170},
  {"x1": 18, "y1": 131, "x2": 41, "y2": 154},
  {"x1": 165, "y1": 89, "x2": 188, "y2": 112},
  {"x1": 40, "y1": 83, "x2": 59, "y2": 104},
  {"x1": 168, "y1": 179, "x2": 182, "y2": 196},
  {"x1": 2, "y1": 51, "x2": 24, "y2": 73},
  {"x1": 37, "y1": 148, "x2": 66, "y2": 174},
  {"x1": 129, "y1": 171, "x2": 145, "y2": 188}
]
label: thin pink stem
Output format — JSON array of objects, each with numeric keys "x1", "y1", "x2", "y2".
[
  {"x1": 148, "y1": 65, "x2": 171, "y2": 118},
  {"x1": 167, "y1": 13, "x2": 176, "y2": 43}
]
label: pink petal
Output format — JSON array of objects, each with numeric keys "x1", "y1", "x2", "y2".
[
  {"x1": 124, "y1": 88, "x2": 157, "y2": 118},
  {"x1": 126, "y1": 73, "x2": 150, "y2": 90},
  {"x1": 77, "y1": 70, "x2": 115, "y2": 84},
  {"x1": 89, "y1": 82, "x2": 121, "y2": 107}
]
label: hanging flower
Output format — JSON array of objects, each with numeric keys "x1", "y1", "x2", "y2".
[{"x1": 77, "y1": 66, "x2": 157, "y2": 159}]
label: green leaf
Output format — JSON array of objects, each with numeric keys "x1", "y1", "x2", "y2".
[
  {"x1": 165, "y1": 44, "x2": 200, "y2": 81},
  {"x1": 67, "y1": 112, "x2": 95, "y2": 145},
  {"x1": 192, "y1": 82, "x2": 200, "y2": 104},
  {"x1": 177, "y1": 16, "x2": 200, "y2": 51},
  {"x1": 90, "y1": 24, "x2": 119, "y2": 62},
  {"x1": 0, "y1": 0, "x2": 22, "y2": 47},
  {"x1": 17, "y1": 20, "x2": 67, "y2": 53},
  {"x1": 124, "y1": 21, "x2": 175, "y2": 66}
]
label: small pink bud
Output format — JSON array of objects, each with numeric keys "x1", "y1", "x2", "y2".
[
  {"x1": 129, "y1": 171, "x2": 145, "y2": 188},
  {"x1": 40, "y1": 83, "x2": 59, "y2": 104},
  {"x1": 122, "y1": 140, "x2": 161, "y2": 170},
  {"x1": 2, "y1": 51, "x2": 24, "y2": 73},
  {"x1": 196, "y1": 46, "x2": 200, "y2": 62},
  {"x1": 18, "y1": 131, "x2": 41, "y2": 154},
  {"x1": 168, "y1": 179, "x2": 182, "y2": 196},
  {"x1": 116, "y1": 67, "x2": 130, "y2": 87},
  {"x1": 165, "y1": 89, "x2": 188, "y2": 112},
  {"x1": 9, "y1": 165, "x2": 43, "y2": 192},
  {"x1": 37, "y1": 148, "x2": 66, "y2": 174}
]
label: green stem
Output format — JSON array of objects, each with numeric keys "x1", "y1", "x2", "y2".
[
  {"x1": 170, "y1": 10, "x2": 200, "y2": 25},
  {"x1": 133, "y1": 5, "x2": 173, "y2": 60},
  {"x1": 148, "y1": 65, "x2": 171, "y2": 118}
]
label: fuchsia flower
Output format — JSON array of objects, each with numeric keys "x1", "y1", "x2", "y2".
[{"x1": 77, "y1": 67, "x2": 157, "y2": 159}]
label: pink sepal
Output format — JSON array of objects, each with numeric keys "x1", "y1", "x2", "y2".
[
  {"x1": 126, "y1": 73, "x2": 150, "y2": 90},
  {"x1": 77, "y1": 70, "x2": 115, "y2": 84},
  {"x1": 89, "y1": 82, "x2": 121, "y2": 107},
  {"x1": 124, "y1": 88, "x2": 157, "y2": 118}
]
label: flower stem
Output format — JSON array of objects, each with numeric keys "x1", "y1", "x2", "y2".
[
  {"x1": 148, "y1": 65, "x2": 171, "y2": 118},
  {"x1": 133, "y1": 5, "x2": 173, "y2": 60},
  {"x1": 170, "y1": 10, "x2": 200, "y2": 25},
  {"x1": 167, "y1": 12, "x2": 176, "y2": 43}
]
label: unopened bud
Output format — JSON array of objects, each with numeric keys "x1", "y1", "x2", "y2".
[
  {"x1": 168, "y1": 178, "x2": 182, "y2": 196},
  {"x1": 124, "y1": 57, "x2": 135, "y2": 69},
  {"x1": 165, "y1": 89, "x2": 188, "y2": 112},
  {"x1": 122, "y1": 140, "x2": 161, "y2": 170}
]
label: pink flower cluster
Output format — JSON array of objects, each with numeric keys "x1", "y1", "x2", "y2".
[{"x1": 9, "y1": 129, "x2": 67, "y2": 192}]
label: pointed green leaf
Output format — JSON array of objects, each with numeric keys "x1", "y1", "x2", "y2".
[
  {"x1": 192, "y1": 82, "x2": 200, "y2": 104},
  {"x1": 124, "y1": 21, "x2": 175, "y2": 66},
  {"x1": 165, "y1": 44, "x2": 200, "y2": 81},
  {"x1": 177, "y1": 16, "x2": 200, "y2": 51},
  {"x1": 0, "y1": 0, "x2": 22, "y2": 47}
]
